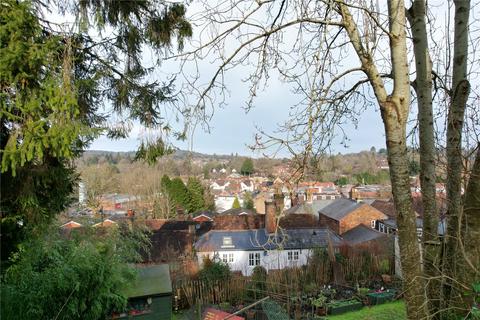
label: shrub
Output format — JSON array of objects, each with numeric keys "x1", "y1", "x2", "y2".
[{"x1": 198, "y1": 257, "x2": 231, "y2": 282}]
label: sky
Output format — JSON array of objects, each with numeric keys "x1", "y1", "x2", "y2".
[
  {"x1": 89, "y1": 73, "x2": 387, "y2": 156},
  {"x1": 89, "y1": 1, "x2": 389, "y2": 157}
]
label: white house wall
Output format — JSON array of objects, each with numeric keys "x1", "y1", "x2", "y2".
[
  {"x1": 197, "y1": 249, "x2": 313, "y2": 276},
  {"x1": 215, "y1": 197, "x2": 244, "y2": 212}
]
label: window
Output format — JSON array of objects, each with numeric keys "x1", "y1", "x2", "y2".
[
  {"x1": 288, "y1": 251, "x2": 300, "y2": 261},
  {"x1": 228, "y1": 253, "x2": 234, "y2": 263},
  {"x1": 371, "y1": 220, "x2": 376, "y2": 229},
  {"x1": 380, "y1": 224, "x2": 385, "y2": 233},
  {"x1": 221, "y1": 236, "x2": 234, "y2": 248},
  {"x1": 249, "y1": 253, "x2": 260, "y2": 266},
  {"x1": 222, "y1": 253, "x2": 228, "y2": 263}
]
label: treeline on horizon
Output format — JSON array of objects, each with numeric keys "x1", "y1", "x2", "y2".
[{"x1": 77, "y1": 147, "x2": 446, "y2": 195}]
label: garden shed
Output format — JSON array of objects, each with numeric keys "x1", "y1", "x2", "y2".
[{"x1": 113, "y1": 264, "x2": 173, "y2": 319}]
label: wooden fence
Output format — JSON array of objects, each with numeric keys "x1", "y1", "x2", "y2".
[{"x1": 173, "y1": 253, "x2": 394, "y2": 311}]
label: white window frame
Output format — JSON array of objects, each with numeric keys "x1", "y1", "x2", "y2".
[
  {"x1": 371, "y1": 220, "x2": 376, "y2": 229},
  {"x1": 222, "y1": 253, "x2": 228, "y2": 263},
  {"x1": 228, "y1": 253, "x2": 234, "y2": 263},
  {"x1": 249, "y1": 252, "x2": 260, "y2": 266},
  {"x1": 288, "y1": 250, "x2": 300, "y2": 261}
]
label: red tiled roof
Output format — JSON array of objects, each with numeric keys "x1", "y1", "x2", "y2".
[
  {"x1": 203, "y1": 308, "x2": 244, "y2": 320},
  {"x1": 61, "y1": 221, "x2": 82, "y2": 229}
]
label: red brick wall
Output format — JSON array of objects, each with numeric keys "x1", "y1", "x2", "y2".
[
  {"x1": 279, "y1": 214, "x2": 318, "y2": 229},
  {"x1": 213, "y1": 215, "x2": 265, "y2": 230},
  {"x1": 339, "y1": 205, "x2": 387, "y2": 234},
  {"x1": 318, "y1": 214, "x2": 340, "y2": 234}
]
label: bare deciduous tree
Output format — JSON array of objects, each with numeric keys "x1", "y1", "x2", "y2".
[{"x1": 171, "y1": 0, "x2": 479, "y2": 318}]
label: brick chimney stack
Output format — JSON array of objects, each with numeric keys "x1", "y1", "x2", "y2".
[{"x1": 265, "y1": 200, "x2": 276, "y2": 234}]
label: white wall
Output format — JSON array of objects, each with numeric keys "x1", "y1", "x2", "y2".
[
  {"x1": 197, "y1": 249, "x2": 313, "y2": 276},
  {"x1": 215, "y1": 196, "x2": 244, "y2": 212}
]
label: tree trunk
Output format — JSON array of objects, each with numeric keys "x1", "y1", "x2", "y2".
[
  {"x1": 338, "y1": 1, "x2": 429, "y2": 318},
  {"x1": 460, "y1": 145, "x2": 480, "y2": 299},
  {"x1": 382, "y1": 104, "x2": 429, "y2": 320},
  {"x1": 407, "y1": 1, "x2": 439, "y2": 316},
  {"x1": 443, "y1": 0, "x2": 471, "y2": 313}
]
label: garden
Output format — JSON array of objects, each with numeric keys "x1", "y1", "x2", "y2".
[{"x1": 171, "y1": 247, "x2": 404, "y2": 319}]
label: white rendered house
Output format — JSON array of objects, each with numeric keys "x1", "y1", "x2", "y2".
[{"x1": 194, "y1": 228, "x2": 342, "y2": 276}]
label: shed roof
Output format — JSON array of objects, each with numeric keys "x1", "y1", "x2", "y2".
[
  {"x1": 124, "y1": 264, "x2": 172, "y2": 298},
  {"x1": 318, "y1": 199, "x2": 364, "y2": 221}
]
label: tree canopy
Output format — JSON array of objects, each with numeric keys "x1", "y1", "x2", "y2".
[
  {"x1": 231, "y1": 196, "x2": 241, "y2": 209},
  {"x1": 240, "y1": 158, "x2": 254, "y2": 175},
  {"x1": 0, "y1": 0, "x2": 191, "y2": 262},
  {"x1": 1, "y1": 223, "x2": 151, "y2": 319}
]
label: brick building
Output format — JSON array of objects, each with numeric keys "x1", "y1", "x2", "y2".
[{"x1": 318, "y1": 199, "x2": 388, "y2": 235}]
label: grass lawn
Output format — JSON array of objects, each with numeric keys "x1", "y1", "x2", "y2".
[{"x1": 324, "y1": 301, "x2": 406, "y2": 320}]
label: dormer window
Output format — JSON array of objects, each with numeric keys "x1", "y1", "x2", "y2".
[{"x1": 221, "y1": 236, "x2": 234, "y2": 248}]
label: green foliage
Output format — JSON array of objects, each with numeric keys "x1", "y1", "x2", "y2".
[
  {"x1": 311, "y1": 294, "x2": 328, "y2": 308},
  {"x1": 186, "y1": 177, "x2": 205, "y2": 213},
  {"x1": 251, "y1": 266, "x2": 267, "y2": 284},
  {"x1": 198, "y1": 257, "x2": 231, "y2": 282},
  {"x1": 232, "y1": 196, "x2": 241, "y2": 209},
  {"x1": 326, "y1": 301, "x2": 406, "y2": 320},
  {"x1": 354, "y1": 170, "x2": 390, "y2": 185},
  {"x1": 168, "y1": 177, "x2": 190, "y2": 212},
  {"x1": 379, "y1": 259, "x2": 390, "y2": 274},
  {"x1": 203, "y1": 165, "x2": 210, "y2": 179},
  {"x1": 1, "y1": 224, "x2": 151, "y2": 320},
  {"x1": 135, "y1": 139, "x2": 175, "y2": 165},
  {"x1": 240, "y1": 158, "x2": 254, "y2": 175},
  {"x1": 356, "y1": 288, "x2": 370, "y2": 302},
  {"x1": 160, "y1": 175, "x2": 211, "y2": 214},
  {"x1": 0, "y1": 159, "x2": 77, "y2": 263},
  {"x1": 1, "y1": 0, "x2": 191, "y2": 262},
  {"x1": 335, "y1": 177, "x2": 349, "y2": 186},
  {"x1": 0, "y1": 0, "x2": 94, "y2": 174},
  {"x1": 243, "y1": 192, "x2": 255, "y2": 211}
]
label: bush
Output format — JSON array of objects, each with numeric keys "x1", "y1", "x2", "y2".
[{"x1": 198, "y1": 257, "x2": 231, "y2": 282}]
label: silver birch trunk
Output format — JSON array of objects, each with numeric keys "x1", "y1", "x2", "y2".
[
  {"x1": 443, "y1": 0, "x2": 471, "y2": 312},
  {"x1": 407, "y1": 1, "x2": 439, "y2": 316},
  {"x1": 338, "y1": 1, "x2": 429, "y2": 318},
  {"x1": 460, "y1": 145, "x2": 480, "y2": 302}
]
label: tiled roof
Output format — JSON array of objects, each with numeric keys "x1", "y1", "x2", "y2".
[
  {"x1": 342, "y1": 224, "x2": 388, "y2": 245},
  {"x1": 284, "y1": 199, "x2": 336, "y2": 216},
  {"x1": 195, "y1": 228, "x2": 343, "y2": 252},
  {"x1": 221, "y1": 208, "x2": 256, "y2": 216},
  {"x1": 318, "y1": 199, "x2": 364, "y2": 221},
  {"x1": 60, "y1": 221, "x2": 82, "y2": 229},
  {"x1": 370, "y1": 200, "x2": 397, "y2": 218}
]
